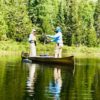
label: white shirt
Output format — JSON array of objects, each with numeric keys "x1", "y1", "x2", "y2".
[{"x1": 29, "y1": 33, "x2": 36, "y2": 42}]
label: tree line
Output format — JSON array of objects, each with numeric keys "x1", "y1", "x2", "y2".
[{"x1": 0, "y1": 0, "x2": 100, "y2": 47}]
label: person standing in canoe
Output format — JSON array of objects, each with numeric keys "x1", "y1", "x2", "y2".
[
  {"x1": 47, "y1": 27, "x2": 63, "y2": 58},
  {"x1": 29, "y1": 29, "x2": 37, "y2": 57}
]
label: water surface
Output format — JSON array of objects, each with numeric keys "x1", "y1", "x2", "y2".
[{"x1": 0, "y1": 56, "x2": 100, "y2": 100}]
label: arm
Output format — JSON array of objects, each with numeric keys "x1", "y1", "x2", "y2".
[
  {"x1": 47, "y1": 34, "x2": 60, "y2": 43},
  {"x1": 47, "y1": 33, "x2": 59, "y2": 39}
]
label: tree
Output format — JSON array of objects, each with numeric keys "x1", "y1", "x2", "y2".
[
  {"x1": 94, "y1": 0, "x2": 100, "y2": 46},
  {"x1": 0, "y1": 1, "x2": 8, "y2": 40},
  {"x1": 64, "y1": 0, "x2": 82, "y2": 46},
  {"x1": 28, "y1": 0, "x2": 56, "y2": 34},
  {"x1": 5, "y1": 0, "x2": 33, "y2": 41}
]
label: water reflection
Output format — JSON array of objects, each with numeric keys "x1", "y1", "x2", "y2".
[
  {"x1": 69, "y1": 58, "x2": 98, "y2": 100},
  {"x1": 26, "y1": 63, "x2": 37, "y2": 96},
  {"x1": 95, "y1": 65, "x2": 100, "y2": 100},
  {"x1": 0, "y1": 56, "x2": 100, "y2": 100},
  {"x1": 0, "y1": 56, "x2": 27, "y2": 100},
  {"x1": 24, "y1": 63, "x2": 74, "y2": 100},
  {"x1": 47, "y1": 67, "x2": 62, "y2": 100}
]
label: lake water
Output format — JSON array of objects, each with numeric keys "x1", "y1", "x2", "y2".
[{"x1": 0, "y1": 56, "x2": 100, "y2": 100}]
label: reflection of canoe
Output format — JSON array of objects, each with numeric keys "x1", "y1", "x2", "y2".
[{"x1": 21, "y1": 52, "x2": 74, "y2": 65}]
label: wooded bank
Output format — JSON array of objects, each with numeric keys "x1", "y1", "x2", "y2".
[{"x1": 0, "y1": 0, "x2": 100, "y2": 47}]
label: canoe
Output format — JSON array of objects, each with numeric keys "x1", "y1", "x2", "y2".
[{"x1": 21, "y1": 52, "x2": 74, "y2": 65}]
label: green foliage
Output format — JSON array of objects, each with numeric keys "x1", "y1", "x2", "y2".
[
  {"x1": 94, "y1": 0, "x2": 100, "y2": 46},
  {"x1": 0, "y1": 13, "x2": 8, "y2": 40},
  {"x1": 5, "y1": 1, "x2": 33, "y2": 41},
  {"x1": 0, "y1": 1, "x2": 8, "y2": 40},
  {"x1": 0, "y1": 0, "x2": 99, "y2": 47},
  {"x1": 0, "y1": 0, "x2": 33, "y2": 41},
  {"x1": 28, "y1": 0, "x2": 56, "y2": 34},
  {"x1": 86, "y1": 26, "x2": 97, "y2": 47}
]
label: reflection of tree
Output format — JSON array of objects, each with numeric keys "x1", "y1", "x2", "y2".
[
  {"x1": 95, "y1": 65, "x2": 100, "y2": 100},
  {"x1": 0, "y1": 57, "x2": 27, "y2": 100},
  {"x1": 48, "y1": 67, "x2": 62, "y2": 100},
  {"x1": 60, "y1": 66, "x2": 74, "y2": 100},
  {"x1": 69, "y1": 58, "x2": 97, "y2": 100},
  {"x1": 33, "y1": 64, "x2": 53, "y2": 100},
  {"x1": 25, "y1": 64, "x2": 74, "y2": 100}
]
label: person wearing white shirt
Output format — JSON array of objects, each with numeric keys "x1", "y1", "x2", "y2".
[{"x1": 29, "y1": 29, "x2": 37, "y2": 57}]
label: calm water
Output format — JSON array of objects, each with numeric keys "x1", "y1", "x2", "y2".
[{"x1": 0, "y1": 56, "x2": 100, "y2": 100}]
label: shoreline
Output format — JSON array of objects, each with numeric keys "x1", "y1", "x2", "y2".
[
  {"x1": 0, "y1": 40, "x2": 100, "y2": 58},
  {"x1": 0, "y1": 50, "x2": 100, "y2": 59}
]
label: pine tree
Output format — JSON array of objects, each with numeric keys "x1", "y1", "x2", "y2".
[
  {"x1": 64, "y1": 0, "x2": 81, "y2": 46},
  {"x1": 94, "y1": 0, "x2": 100, "y2": 46},
  {"x1": 84, "y1": 1, "x2": 97, "y2": 46},
  {"x1": 78, "y1": 0, "x2": 97, "y2": 46}
]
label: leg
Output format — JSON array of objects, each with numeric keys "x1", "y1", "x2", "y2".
[
  {"x1": 55, "y1": 44, "x2": 59, "y2": 58},
  {"x1": 58, "y1": 48, "x2": 62, "y2": 58},
  {"x1": 58, "y1": 44, "x2": 63, "y2": 58},
  {"x1": 30, "y1": 43, "x2": 36, "y2": 57}
]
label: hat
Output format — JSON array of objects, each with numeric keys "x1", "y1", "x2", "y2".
[
  {"x1": 32, "y1": 29, "x2": 36, "y2": 32},
  {"x1": 55, "y1": 27, "x2": 62, "y2": 33}
]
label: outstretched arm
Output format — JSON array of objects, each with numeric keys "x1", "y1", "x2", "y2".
[
  {"x1": 47, "y1": 33, "x2": 59, "y2": 39},
  {"x1": 46, "y1": 35, "x2": 55, "y2": 39},
  {"x1": 47, "y1": 34, "x2": 60, "y2": 43}
]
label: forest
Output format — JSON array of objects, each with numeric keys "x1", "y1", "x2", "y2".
[{"x1": 0, "y1": 0, "x2": 100, "y2": 47}]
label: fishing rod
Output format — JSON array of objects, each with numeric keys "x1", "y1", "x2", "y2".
[
  {"x1": 39, "y1": 33, "x2": 51, "y2": 44},
  {"x1": 39, "y1": 33, "x2": 51, "y2": 56}
]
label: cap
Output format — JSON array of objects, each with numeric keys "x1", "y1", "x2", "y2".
[
  {"x1": 55, "y1": 26, "x2": 62, "y2": 33},
  {"x1": 32, "y1": 29, "x2": 36, "y2": 32}
]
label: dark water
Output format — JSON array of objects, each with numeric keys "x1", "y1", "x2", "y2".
[{"x1": 0, "y1": 56, "x2": 100, "y2": 100}]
